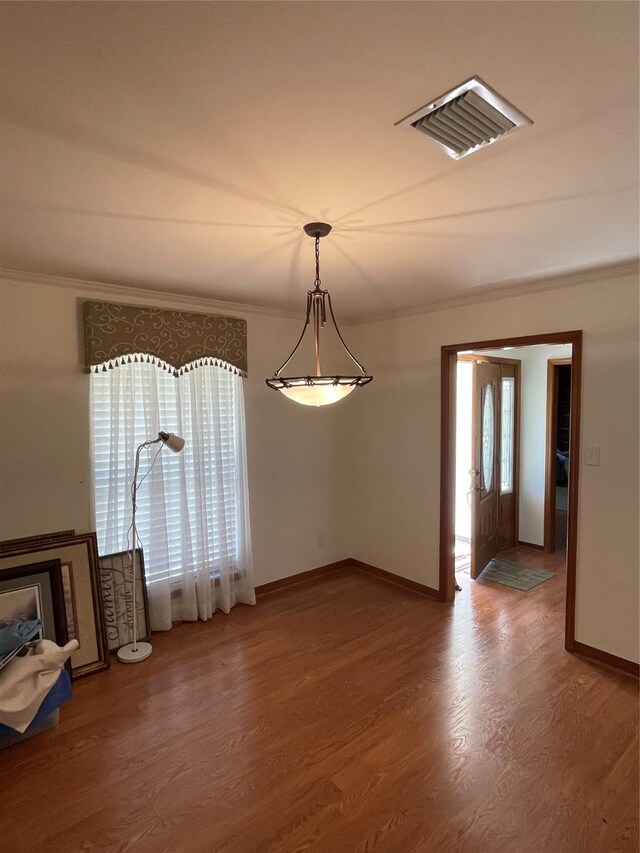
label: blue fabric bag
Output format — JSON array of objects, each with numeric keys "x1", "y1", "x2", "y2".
[{"x1": 0, "y1": 668, "x2": 72, "y2": 742}]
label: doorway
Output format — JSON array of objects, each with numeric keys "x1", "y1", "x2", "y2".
[
  {"x1": 440, "y1": 331, "x2": 582, "y2": 652},
  {"x1": 545, "y1": 359, "x2": 572, "y2": 553}
]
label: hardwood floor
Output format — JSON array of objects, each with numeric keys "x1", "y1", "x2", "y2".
[
  {"x1": 555, "y1": 507, "x2": 568, "y2": 552},
  {"x1": 3, "y1": 560, "x2": 638, "y2": 853}
]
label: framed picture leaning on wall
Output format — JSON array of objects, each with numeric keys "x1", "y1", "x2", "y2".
[
  {"x1": 0, "y1": 558, "x2": 69, "y2": 670},
  {"x1": 0, "y1": 533, "x2": 109, "y2": 678},
  {"x1": 99, "y1": 549, "x2": 150, "y2": 651}
]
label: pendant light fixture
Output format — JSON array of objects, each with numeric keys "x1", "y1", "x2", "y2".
[{"x1": 266, "y1": 223, "x2": 373, "y2": 407}]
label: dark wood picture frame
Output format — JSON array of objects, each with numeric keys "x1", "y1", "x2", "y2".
[
  {"x1": 0, "y1": 532, "x2": 109, "y2": 678},
  {"x1": 0, "y1": 558, "x2": 70, "y2": 671},
  {"x1": 0, "y1": 530, "x2": 76, "y2": 550}
]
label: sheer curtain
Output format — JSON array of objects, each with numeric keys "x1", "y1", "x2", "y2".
[{"x1": 91, "y1": 357, "x2": 255, "y2": 631}]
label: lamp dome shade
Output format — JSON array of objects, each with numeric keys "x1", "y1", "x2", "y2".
[
  {"x1": 279, "y1": 383, "x2": 356, "y2": 407},
  {"x1": 158, "y1": 432, "x2": 185, "y2": 453}
]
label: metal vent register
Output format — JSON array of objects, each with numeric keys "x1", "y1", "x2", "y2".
[{"x1": 397, "y1": 77, "x2": 532, "y2": 159}]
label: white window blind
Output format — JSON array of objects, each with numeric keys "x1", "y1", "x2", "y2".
[{"x1": 90, "y1": 357, "x2": 254, "y2": 629}]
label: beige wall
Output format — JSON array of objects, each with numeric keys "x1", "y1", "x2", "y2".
[
  {"x1": 339, "y1": 271, "x2": 639, "y2": 664},
  {"x1": 1, "y1": 268, "x2": 638, "y2": 664},
  {"x1": 0, "y1": 274, "x2": 344, "y2": 586}
]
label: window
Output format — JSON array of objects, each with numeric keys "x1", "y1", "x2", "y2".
[
  {"x1": 481, "y1": 382, "x2": 495, "y2": 493},
  {"x1": 90, "y1": 356, "x2": 254, "y2": 628},
  {"x1": 500, "y1": 376, "x2": 515, "y2": 493}
]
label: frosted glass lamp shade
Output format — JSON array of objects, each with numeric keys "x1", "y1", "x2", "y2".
[
  {"x1": 280, "y1": 383, "x2": 356, "y2": 407},
  {"x1": 267, "y1": 375, "x2": 372, "y2": 406}
]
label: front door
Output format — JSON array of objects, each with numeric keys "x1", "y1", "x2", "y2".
[{"x1": 470, "y1": 362, "x2": 500, "y2": 578}]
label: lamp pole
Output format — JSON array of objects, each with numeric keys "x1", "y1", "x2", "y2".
[{"x1": 117, "y1": 431, "x2": 184, "y2": 664}]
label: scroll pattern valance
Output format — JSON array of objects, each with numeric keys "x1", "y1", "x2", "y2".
[{"x1": 83, "y1": 301, "x2": 247, "y2": 376}]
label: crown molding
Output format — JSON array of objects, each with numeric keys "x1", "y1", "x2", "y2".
[
  {"x1": 2, "y1": 258, "x2": 637, "y2": 327},
  {"x1": 0, "y1": 267, "x2": 301, "y2": 322},
  {"x1": 347, "y1": 259, "x2": 640, "y2": 326}
]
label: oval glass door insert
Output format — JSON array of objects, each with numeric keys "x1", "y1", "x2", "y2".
[{"x1": 482, "y1": 383, "x2": 494, "y2": 492}]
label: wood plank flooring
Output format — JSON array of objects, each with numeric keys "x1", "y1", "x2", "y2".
[{"x1": 2, "y1": 555, "x2": 638, "y2": 853}]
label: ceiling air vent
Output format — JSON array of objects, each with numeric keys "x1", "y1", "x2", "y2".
[{"x1": 396, "y1": 77, "x2": 532, "y2": 159}]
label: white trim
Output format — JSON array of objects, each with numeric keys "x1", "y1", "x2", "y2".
[
  {"x1": 0, "y1": 267, "x2": 300, "y2": 322},
  {"x1": 2, "y1": 259, "x2": 638, "y2": 327},
  {"x1": 347, "y1": 260, "x2": 640, "y2": 326}
]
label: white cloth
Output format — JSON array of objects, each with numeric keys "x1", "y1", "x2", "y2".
[
  {"x1": 91, "y1": 360, "x2": 255, "y2": 631},
  {"x1": 0, "y1": 639, "x2": 78, "y2": 733}
]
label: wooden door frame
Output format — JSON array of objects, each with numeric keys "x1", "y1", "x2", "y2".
[
  {"x1": 440, "y1": 330, "x2": 582, "y2": 653},
  {"x1": 544, "y1": 358, "x2": 573, "y2": 553}
]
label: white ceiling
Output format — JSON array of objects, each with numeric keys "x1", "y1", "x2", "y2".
[{"x1": 1, "y1": 2, "x2": 638, "y2": 320}]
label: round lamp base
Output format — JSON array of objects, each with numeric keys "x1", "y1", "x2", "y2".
[{"x1": 117, "y1": 641, "x2": 152, "y2": 663}]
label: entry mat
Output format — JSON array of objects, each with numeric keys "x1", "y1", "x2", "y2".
[{"x1": 477, "y1": 558, "x2": 555, "y2": 591}]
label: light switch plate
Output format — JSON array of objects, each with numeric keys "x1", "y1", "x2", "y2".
[{"x1": 584, "y1": 446, "x2": 600, "y2": 466}]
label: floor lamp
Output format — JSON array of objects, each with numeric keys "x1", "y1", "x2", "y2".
[{"x1": 117, "y1": 430, "x2": 185, "y2": 664}]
